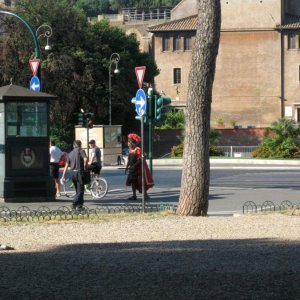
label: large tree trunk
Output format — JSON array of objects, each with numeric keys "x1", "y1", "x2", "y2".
[{"x1": 177, "y1": 0, "x2": 221, "y2": 216}]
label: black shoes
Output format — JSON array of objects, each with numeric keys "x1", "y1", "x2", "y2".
[{"x1": 71, "y1": 205, "x2": 84, "y2": 211}]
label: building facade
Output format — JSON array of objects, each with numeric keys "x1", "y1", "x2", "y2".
[
  {"x1": 149, "y1": 0, "x2": 300, "y2": 129},
  {"x1": 0, "y1": 0, "x2": 15, "y2": 7}
]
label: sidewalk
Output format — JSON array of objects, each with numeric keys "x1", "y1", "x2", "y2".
[
  {"x1": 148, "y1": 158, "x2": 300, "y2": 171},
  {"x1": 151, "y1": 158, "x2": 300, "y2": 166}
]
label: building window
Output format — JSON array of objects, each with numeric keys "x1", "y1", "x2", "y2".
[
  {"x1": 162, "y1": 35, "x2": 170, "y2": 51},
  {"x1": 6, "y1": 102, "x2": 48, "y2": 137},
  {"x1": 173, "y1": 35, "x2": 181, "y2": 51},
  {"x1": 184, "y1": 35, "x2": 192, "y2": 50},
  {"x1": 173, "y1": 68, "x2": 181, "y2": 84},
  {"x1": 288, "y1": 33, "x2": 299, "y2": 49}
]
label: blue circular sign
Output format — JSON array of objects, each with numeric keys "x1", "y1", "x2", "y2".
[
  {"x1": 30, "y1": 76, "x2": 40, "y2": 92},
  {"x1": 135, "y1": 89, "x2": 147, "y2": 116}
]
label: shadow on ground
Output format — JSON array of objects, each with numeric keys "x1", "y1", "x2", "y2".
[{"x1": 0, "y1": 239, "x2": 299, "y2": 299}]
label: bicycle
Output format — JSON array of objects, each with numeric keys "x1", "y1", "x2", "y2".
[
  {"x1": 60, "y1": 172, "x2": 108, "y2": 199},
  {"x1": 86, "y1": 172, "x2": 108, "y2": 199}
]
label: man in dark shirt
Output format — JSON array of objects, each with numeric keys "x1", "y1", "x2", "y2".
[{"x1": 61, "y1": 140, "x2": 88, "y2": 209}]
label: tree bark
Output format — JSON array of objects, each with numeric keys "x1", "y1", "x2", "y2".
[{"x1": 177, "y1": 0, "x2": 221, "y2": 216}]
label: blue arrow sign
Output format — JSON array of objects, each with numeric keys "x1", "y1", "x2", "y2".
[
  {"x1": 135, "y1": 89, "x2": 147, "y2": 116},
  {"x1": 30, "y1": 76, "x2": 40, "y2": 92}
]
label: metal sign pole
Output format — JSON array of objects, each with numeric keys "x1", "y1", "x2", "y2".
[
  {"x1": 87, "y1": 126, "x2": 89, "y2": 160},
  {"x1": 141, "y1": 116, "x2": 145, "y2": 213}
]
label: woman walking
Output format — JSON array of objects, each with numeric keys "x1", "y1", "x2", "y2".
[{"x1": 125, "y1": 133, "x2": 154, "y2": 200}]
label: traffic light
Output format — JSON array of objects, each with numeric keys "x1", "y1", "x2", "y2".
[
  {"x1": 78, "y1": 113, "x2": 84, "y2": 126},
  {"x1": 155, "y1": 96, "x2": 171, "y2": 121},
  {"x1": 86, "y1": 112, "x2": 94, "y2": 129}
]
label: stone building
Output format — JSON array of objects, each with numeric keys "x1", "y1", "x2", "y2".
[
  {"x1": 149, "y1": 0, "x2": 300, "y2": 129},
  {"x1": 0, "y1": 0, "x2": 15, "y2": 7},
  {"x1": 91, "y1": 7, "x2": 172, "y2": 53}
]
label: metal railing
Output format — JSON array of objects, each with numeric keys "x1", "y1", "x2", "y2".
[
  {"x1": 218, "y1": 146, "x2": 259, "y2": 158},
  {"x1": 0, "y1": 204, "x2": 177, "y2": 222},
  {"x1": 243, "y1": 200, "x2": 299, "y2": 214},
  {"x1": 122, "y1": 8, "x2": 171, "y2": 22}
]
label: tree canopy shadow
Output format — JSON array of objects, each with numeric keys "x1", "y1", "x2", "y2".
[{"x1": 0, "y1": 238, "x2": 299, "y2": 299}]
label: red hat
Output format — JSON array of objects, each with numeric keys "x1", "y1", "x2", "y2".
[{"x1": 128, "y1": 133, "x2": 141, "y2": 144}]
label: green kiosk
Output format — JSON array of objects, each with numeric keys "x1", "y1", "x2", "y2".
[{"x1": 0, "y1": 84, "x2": 56, "y2": 202}]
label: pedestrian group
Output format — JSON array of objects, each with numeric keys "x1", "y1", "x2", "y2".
[{"x1": 50, "y1": 133, "x2": 154, "y2": 210}]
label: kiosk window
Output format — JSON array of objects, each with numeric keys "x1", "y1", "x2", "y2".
[{"x1": 6, "y1": 102, "x2": 47, "y2": 137}]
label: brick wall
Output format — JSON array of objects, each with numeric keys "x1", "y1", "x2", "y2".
[
  {"x1": 149, "y1": 128, "x2": 268, "y2": 157},
  {"x1": 216, "y1": 128, "x2": 268, "y2": 146}
]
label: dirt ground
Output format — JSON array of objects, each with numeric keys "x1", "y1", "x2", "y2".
[{"x1": 0, "y1": 214, "x2": 299, "y2": 299}]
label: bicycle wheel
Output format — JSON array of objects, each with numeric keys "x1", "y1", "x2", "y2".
[{"x1": 90, "y1": 177, "x2": 108, "y2": 199}]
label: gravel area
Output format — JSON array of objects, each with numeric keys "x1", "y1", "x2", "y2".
[{"x1": 1, "y1": 214, "x2": 299, "y2": 299}]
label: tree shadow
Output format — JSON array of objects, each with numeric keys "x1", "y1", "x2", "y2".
[{"x1": 0, "y1": 239, "x2": 299, "y2": 299}]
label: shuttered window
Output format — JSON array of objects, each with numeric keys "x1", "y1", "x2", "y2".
[{"x1": 173, "y1": 68, "x2": 181, "y2": 84}]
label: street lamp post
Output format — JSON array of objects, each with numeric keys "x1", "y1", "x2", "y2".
[
  {"x1": 36, "y1": 24, "x2": 53, "y2": 51},
  {"x1": 0, "y1": 10, "x2": 41, "y2": 59},
  {"x1": 0, "y1": 11, "x2": 53, "y2": 92},
  {"x1": 35, "y1": 24, "x2": 53, "y2": 90},
  {"x1": 109, "y1": 53, "x2": 120, "y2": 125}
]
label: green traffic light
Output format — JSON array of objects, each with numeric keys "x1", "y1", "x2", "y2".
[
  {"x1": 78, "y1": 112, "x2": 84, "y2": 125},
  {"x1": 155, "y1": 96, "x2": 171, "y2": 121}
]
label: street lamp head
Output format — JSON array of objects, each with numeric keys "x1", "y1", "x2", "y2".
[
  {"x1": 36, "y1": 24, "x2": 53, "y2": 52},
  {"x1": 114, "y1": 68, "x2": 120, "y2": 74},
  {"x1": 45, "y1": 43, "x2": 52, "y2": 51}
]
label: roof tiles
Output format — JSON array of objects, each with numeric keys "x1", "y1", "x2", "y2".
[{"x1": 148, "y1": 15, "x2": 197, "y2": 32}]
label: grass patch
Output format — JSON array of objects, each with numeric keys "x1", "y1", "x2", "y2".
[{"x1": 0, "y1": 210, "x2": 176, "y2": 226}]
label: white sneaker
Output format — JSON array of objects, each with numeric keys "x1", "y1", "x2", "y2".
[{"x1": 56, "y1": 193, "x2": 62, "y2": 198}]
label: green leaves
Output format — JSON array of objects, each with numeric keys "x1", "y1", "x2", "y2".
[{"x1": 253, "y1": 118, "x2": 300, "y2": 158}]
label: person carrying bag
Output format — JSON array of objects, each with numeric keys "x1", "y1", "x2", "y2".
[{"x1": 61, "y1": 140, "x2": 88, "y2": 210}]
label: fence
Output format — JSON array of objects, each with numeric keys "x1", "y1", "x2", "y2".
[
  {"x1": 243, "y1": 200, "x2": 300, "y2": 214},
  {"x1": 122, "y1": 8, "x2": 171, "y2": 22},
  {"x1": 0, "y1": 204, "x2": 177, "y2": 222},
  {"x1": 218, "y1": 146, "x2": 259, "y2": 158}
]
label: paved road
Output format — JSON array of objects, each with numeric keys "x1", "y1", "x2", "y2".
[{"x1": 1, "y1": 164, "x2": 300, "y2": 215}]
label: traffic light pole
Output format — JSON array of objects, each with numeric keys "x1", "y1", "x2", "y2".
[
  {"x1": 86, "y1": 127, "x2": 89, "y2": 161},
  {"x1": 147, "y1": 88, "x2": 153, "y2": 175}
]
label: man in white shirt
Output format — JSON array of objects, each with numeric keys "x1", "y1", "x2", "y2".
[{"x1": 49, "y1": 140, "x2": 63, "y2": 197}]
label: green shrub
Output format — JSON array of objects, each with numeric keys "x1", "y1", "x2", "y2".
[
  {"x1": 171, "y1": 143, "x2": 183, "y2": 157},
  {"x1": 209, "y1": 145, "x2": 224, "y2": 156},
  {"x1": 170, "y1": 144, "x2": 224, "y2": 157},
  {"x1": 156, "y1": 110, "x2": 185, "y2": 130},
  {"x1": 252, "y1": 119, "x2": 300, "y2": 159}
]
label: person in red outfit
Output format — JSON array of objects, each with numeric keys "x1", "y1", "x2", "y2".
[{"x1": 125, "y1": 133, "x2": 154, "y2": 200}]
